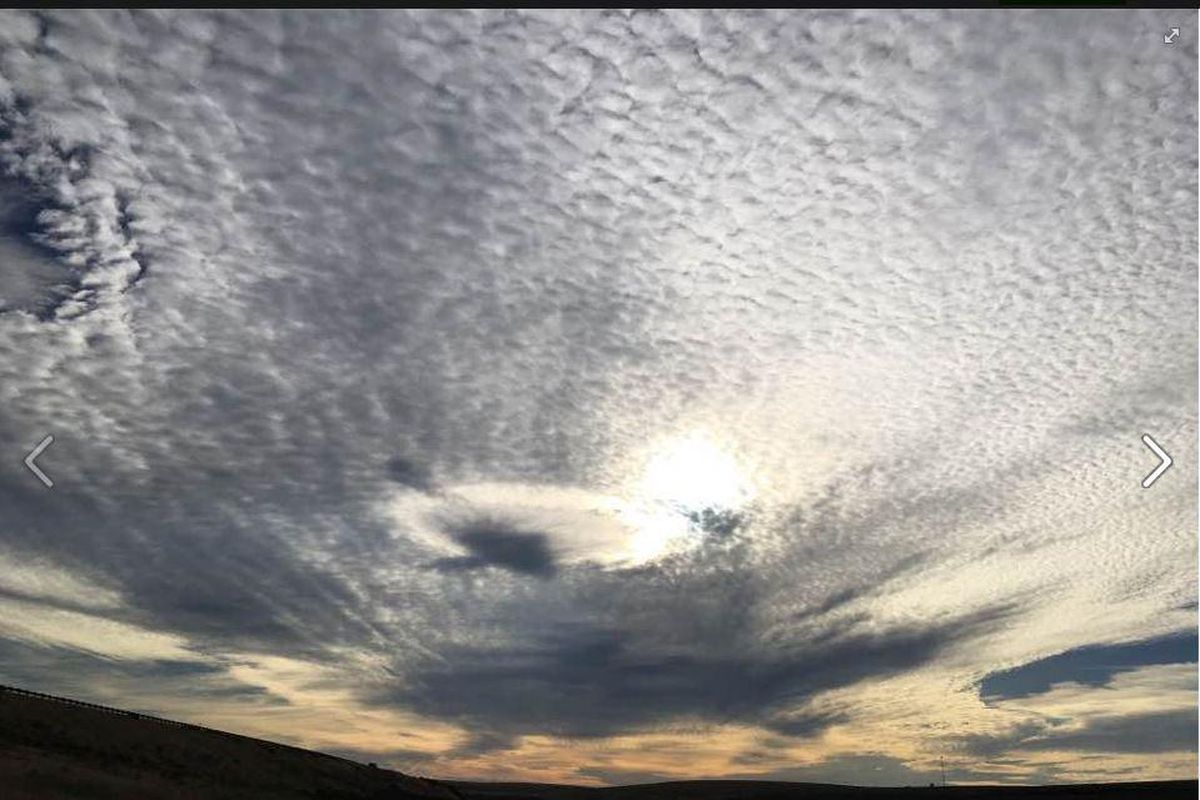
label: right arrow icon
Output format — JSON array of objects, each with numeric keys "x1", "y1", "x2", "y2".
[{"x1": 1141, "y1": 434, "x2": 1173, "y2": 488}]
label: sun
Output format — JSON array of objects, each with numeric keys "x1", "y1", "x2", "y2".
[
  {"x1": 637, "y1": 433, "x2": 755, "y2": 512},
  {"x1": 633, "y1": 431, "x2": 753, "y2": 513},
  {"x1": 614, "y1": 433, "x2": 756, "y2": 562}
]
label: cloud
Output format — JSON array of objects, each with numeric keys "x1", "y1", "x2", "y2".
[
  {"x1": 0, "y1": 175, "x2": 80, "y2": 317},
  {"x1": 385, "y1": 456, "x2": 435, "y2": 492},
  {"x1": 0, "y1": 8, "x2": 1195, "y2": 785},
  {"x1": 0, "y1": 636, "x2": 285, "y2": 714},
  {"x1": 0, "y1": 595, "x2": 195, "y2": 662},
  {"x1": 381, "y1": 600, "x2": 1013, "y2": 739},
  {"x1": 980, "y1": 633, "x2": 1198, "y2": 700},
  {"x1": 727, "y1": 753, "x2": 942, "y2": 788},
  {"x1": 432, "y1": 518, "x2": 558, "y2": 578},
  {"x1": 962, "y1": 710, "x2": 1198, "y2": 758},
  {"x1": 1021, "y1": 710, "x2": 1198, "y2": 755},
  {"x1": 947, "y1": 662, "x2": 1198, "y2": 783}
]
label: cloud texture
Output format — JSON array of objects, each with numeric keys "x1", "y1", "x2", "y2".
[{"x1": 0, "y1": 9, "x2": 1195, "y2": 786}]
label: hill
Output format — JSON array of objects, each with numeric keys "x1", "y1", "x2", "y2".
[
  {"x1": 0, "y1": 685, "x2": 459, "y2": 800},
  {"x1": 1, "y1": 685, "x2": 1194, "y2": 800}
]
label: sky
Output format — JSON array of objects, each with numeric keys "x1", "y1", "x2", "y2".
[{"x1": 0, "y1": 9, "x2": 1196, "y2": 788}]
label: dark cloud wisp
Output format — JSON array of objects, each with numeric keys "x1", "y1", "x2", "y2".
[
  {"x1": 979, "y1": 633, "x2": 1198, "y2": 701},
  {"x1": 381, "y1": 603, "x2": 1015, "y2": 739}
]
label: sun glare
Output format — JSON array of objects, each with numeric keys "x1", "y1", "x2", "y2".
[{"x1": 637, "y1": 434, "x2": 755, "y2": 513}]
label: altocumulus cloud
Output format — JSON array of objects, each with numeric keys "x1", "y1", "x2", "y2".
[{"x1": 0, "y1": 9, "x2": 1195, "y2": 785}]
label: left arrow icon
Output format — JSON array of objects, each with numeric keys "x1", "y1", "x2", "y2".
[{"x1": 24, "y1": 435, "x2": 54, "y2": 488}]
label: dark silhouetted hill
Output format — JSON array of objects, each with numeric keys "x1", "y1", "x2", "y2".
[
  {"x1": 0, "y1": 685, "x2": 460, "y2": 799},
  {"x1": 1, "y1": 685, "x2": 1194, "y2": 800}
]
